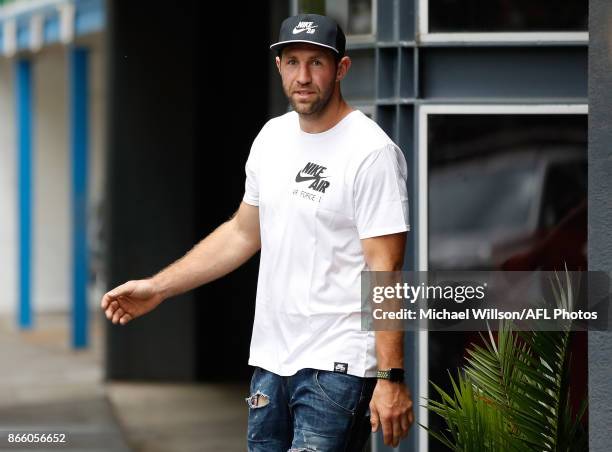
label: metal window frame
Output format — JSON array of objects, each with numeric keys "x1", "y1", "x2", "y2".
[
  {"x1": 415, "y1": 103, "x2": 588, "y2": 446},
  {"x1": 291, "y1": 0, "x2": 377, "y2": 42},
  {"x1": 417, "y1": 0, "x2": 589, "y2": 44}
]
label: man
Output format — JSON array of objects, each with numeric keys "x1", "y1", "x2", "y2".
[{"x1": 101, "y1": 13, "x2": 413, "y2": 451}]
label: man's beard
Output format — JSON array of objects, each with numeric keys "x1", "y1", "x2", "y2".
[{"x1": 286, "y1": 83, "x2": 334, "y2": 116}]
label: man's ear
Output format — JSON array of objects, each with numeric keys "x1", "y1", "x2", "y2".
[
  {"x1": 336, "y1": 56, "x2": 352, "y2": 82},
  {"x1": 275, "y1": 56, "x2": 281, "y2": 74}
]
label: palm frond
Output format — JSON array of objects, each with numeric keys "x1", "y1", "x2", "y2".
[{"x1": 424, "y1": 270, "x2": 588, "y2": 451}]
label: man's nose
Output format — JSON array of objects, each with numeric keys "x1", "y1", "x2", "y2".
[{"x1": 296, "y1": 63, "x2": 311, "y2": 85}]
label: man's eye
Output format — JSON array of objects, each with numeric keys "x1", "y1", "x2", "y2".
[
  {"x1": 312, "y1": 60, "x2": 322, "y2": 66},
  {"x1": 287, "y1": 60, "x2": 297, "y2": 65}
]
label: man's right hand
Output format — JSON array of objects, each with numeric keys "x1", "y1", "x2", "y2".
[
  {"x1": 100, "y1": 279, "x2": 165, "y2": 325},
  {"x1": 100, "y1": 202, "x2": 260, "y2": 326}
]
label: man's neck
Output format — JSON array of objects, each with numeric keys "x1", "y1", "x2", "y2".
[{"x1": 298, "y1": 95, "x2": 354, "y2": 134}]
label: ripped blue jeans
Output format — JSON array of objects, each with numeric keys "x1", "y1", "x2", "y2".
[{"x1": 246, "y1": 367, "x2": 376, "y2": 452}]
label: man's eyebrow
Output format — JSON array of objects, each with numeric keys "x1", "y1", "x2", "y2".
[{"x1": 283, "y1": 53, "x2": 327, "y2": 60}]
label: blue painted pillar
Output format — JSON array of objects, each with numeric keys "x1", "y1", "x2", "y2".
[
  {"x1": 70, "y1": 47, "x2": 89, "y2": 348},
  {"x1": 16, "y1": 59, "x2": 33, "y2": 330}
]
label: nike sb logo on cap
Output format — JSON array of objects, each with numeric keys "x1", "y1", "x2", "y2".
[
  {"x1": 292, "y1": 21, "x2": 318, "y2": 34},
  {"x1": 295, "y1": 162, "x2": 330, "y2": 193},
  {"x1": 270, "y1": 14, "x2": 345, "y2": 56}
]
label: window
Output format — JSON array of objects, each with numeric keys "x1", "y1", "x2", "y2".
[
  {"x1": 427, "y1": 113, "x2": 587, "y2": 270},
  {"x1": 420, "y1": 0, "x2": 588, "y2": 43},
  {"x1": 429, "y1": 0, "x2": 587, "y2": 33},
  {"x1": 297, "y1": 0, "x2": 375, "y2": 38},
  {"x1": 418, "y1": 106, "x2": 587, "y2": 451}
]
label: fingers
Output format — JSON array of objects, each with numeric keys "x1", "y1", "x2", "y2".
[
  {"x1": 103, "y1": 298, "x2": 132, "y2": 326},
  {"x1": 380, "y1": 414, "x2": 410, "y2": 446},
  {"x1": 371, "y1": 402, "x2": 399, "y2": 446},
  {"x1": 100, "y1": 292, "x2": 112, "y2": 310},
  {"x1": 400, "y1": 395, "x2": 414, "y2": 435},
  {"x1": 112, "y1": 308, "x2": 134, "y2": 326},
  {"x1": 370, "y1": 403, "x2": 380, "y2": 433},
  {"x1": 105, "y1": 300, "x2": 118, "y2": 320},
  {"x1": 403, "y1": 404, "x2": 415, "y2": 435},
  {"x1": 381, "y1": 416, "x2": 393, "y2": 446},
  {"x1": 372, "y1": 399, "x2": 414, "y2": 446},
  {"x1": 101, "y1": 281, "x2": 135, "y2": 309},
  {"x1": 392, "y1": 418, "x2": 402, "y2": 447},
  {"x1": 111, "y1": 307, "x2": 125, "y2": 324},
  {"x1": 101, "y1": 281, "x2": 138, "y2": 326},
  {"x1": 400, "y1": 410, "x2": 411, "y2": 434},
  {"x1": 105, "y1": 301, "x2": 134, "y2": 326}
]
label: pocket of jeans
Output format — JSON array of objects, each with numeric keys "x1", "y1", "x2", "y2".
[{"x1": 314, "y1": 370, "x2": 364, "y2": 415}]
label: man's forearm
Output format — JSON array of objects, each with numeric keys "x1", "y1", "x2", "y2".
[
  {"x1": 151, "y1": 216, "x2": 260, "y2": 300},
  {"x1": 375, "y1": 331, "x2": 405, "y2": 369},
  {"x1": 361, "y1": 232, "x2": 407, "y2": 371}
]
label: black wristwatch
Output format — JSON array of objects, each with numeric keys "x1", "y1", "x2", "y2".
[{"x1": 376, "y1": 368, "x2": 405, "y2": 383}]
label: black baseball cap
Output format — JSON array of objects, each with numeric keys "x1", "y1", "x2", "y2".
[{"x1": 270, "y1": 14, "x2": 346, "y2": 56}]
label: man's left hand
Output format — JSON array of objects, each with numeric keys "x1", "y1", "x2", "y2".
[{"x1": 369, "y1": 380, "x2": 414, "y2": 447}]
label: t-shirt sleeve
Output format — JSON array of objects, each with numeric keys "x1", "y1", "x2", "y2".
[
  {"x1": 354, "y1": 144, "x2": 410, "y2": 239},
  {"x1": 243, "y1": 141, "x2": 260, "y2": 206}
]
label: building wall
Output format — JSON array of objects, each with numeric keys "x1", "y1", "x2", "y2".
[
  {"x1": 0, "y1": 58, "x2": 18, "y2": 315},
  {"x1": 33, "y1": 44, "x2": 71, "y2": 313},
  {"x1": 104, "y1": 0, "x2": 197, "y2": 380},
  {"x1": 79, "y1": 32, "x2": 107, "y2": 309},
  {"x1": 104, "y1": 0, "x2": 268, "y2": 381},
  {"x1": 589, "y1": 1, "x2": 612, "y2": 449},
  {"x1": 0, "y1": 32, "x2": 106, "y2": 315}
]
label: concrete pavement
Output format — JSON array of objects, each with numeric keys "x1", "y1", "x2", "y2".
[{"x1": 0, "y1": 313, "x2": 248, "y2": 451}]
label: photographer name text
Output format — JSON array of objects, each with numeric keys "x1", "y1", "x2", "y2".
[{"x1": 372, "y1": 308, "x2": 598, "y2": 321}]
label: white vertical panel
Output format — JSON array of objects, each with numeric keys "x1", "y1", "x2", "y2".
[
  {"x1": 33, "y1": 45, "x2": 70, "y2": 312},
  {"x1": 58, "y1": 2, "x2": 75, "y2": 44},
  {"x1": 3, "y1": 19, "x2": 17, "y2": 58},
  {"x1": 30, "y1": 14, "x2": 44, "y2": 53},
  {"x1": 0, "y1": 59, "x2": 18, "y2": 315}
]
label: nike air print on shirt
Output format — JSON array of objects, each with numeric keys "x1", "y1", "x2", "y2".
[
  {"x1": 293, "y1": 161, "x2": 330, "y2": 200},
  {"x1": 243, "y1": 110, "x2": 410, "y2": 378}
]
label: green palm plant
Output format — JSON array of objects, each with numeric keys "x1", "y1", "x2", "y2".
[{"x1": 425, "y1": 272, "x2": 588, "y2": 451}]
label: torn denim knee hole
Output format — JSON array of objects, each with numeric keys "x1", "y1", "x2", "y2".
[{"x1": 245, "y1": 390, "x2": 270, "y2": 409}]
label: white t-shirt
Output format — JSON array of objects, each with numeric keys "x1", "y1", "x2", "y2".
[{"x1": 243, "y1": 109, "x2": 410, "y2": 378}]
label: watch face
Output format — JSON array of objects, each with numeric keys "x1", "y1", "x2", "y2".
[{"x1": 388, "y1": 368, "x2": 405, "y2": 382}]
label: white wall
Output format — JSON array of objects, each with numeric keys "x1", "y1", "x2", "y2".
[
  {"x1": 0, "y1": 32, "x2": 107, "y2": 316},
  {"x1": 0, "y1": 59, "x2": 18, "y2": 315},
  {"x1": 33, "y1": 45, "x2": 70, "y2": 312}
]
